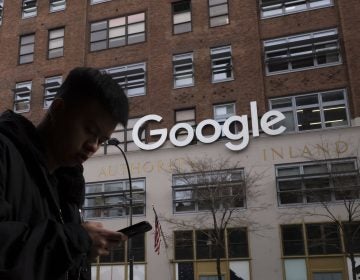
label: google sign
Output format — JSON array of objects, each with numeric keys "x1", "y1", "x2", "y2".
[{"x1": 132, "y1": 101, "x2": 286, "y2": 151}]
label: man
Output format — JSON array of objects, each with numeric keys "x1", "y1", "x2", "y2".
[{"x1": 0, "y1": 67, "x2": 129, "y2": 280}]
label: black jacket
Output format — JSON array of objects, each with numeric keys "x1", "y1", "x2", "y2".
[{"x1": 0, "y1": 111, "x2": 91, "y2": 280}]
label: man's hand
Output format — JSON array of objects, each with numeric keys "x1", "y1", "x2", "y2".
[{"x1": 82, "y1": 221, "x2": 127, "y2": 259}]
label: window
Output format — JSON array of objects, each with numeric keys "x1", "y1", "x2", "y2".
[
  {"x1": 174, "y1": 231, "x2": 194, "y2": 260},
  {"x1": 269, "y1": 89, "x2": 349, "y2": 132},
  {"x1": 90, "y1": 12, "x2": 145, "y2": 51},
  {"x1": 173, "y1": 52, "x2": 194, "y2": 88},
  {"x1": 211, "y1": 45, "x2": 233, "y2": 82},
  {"x1": 172, "y1": 169, "x2": 244, "y2": 213},
  {"x1": 90, "y1": 0, "x2": 111, "y2": 4},
  {"x1": 312, "y1": 272, "x2": 342, "y2": 280},
  {"x1": 104, "y1": 62, "x2": 146, "y2": 97},
  {"x1": 19, "y1": 33, "x2": 35, "y2": 64},
  {"x1": 0, "y1": 0, "x2": 3, "y2": 25},
  {"x1": 264, "y1": 29, "x2": 341, "y2": 74},
  {"x1": 99, "y1": 233, "x2": 145, "y2": 263},
  {"x1": 174, "y1": 228, "x2": 248, "y2": 260},
  {"x1": 306, "y1": 224, "x2": 341, "y2": 255},
  {"x1": 48, "y1": 28, "x2": 64, "y2": 59},
  {"x1": 84, "y1": 178, "x2": 146, "y2": 219},
  {"x1": 209, "y1": 0, "x2": 229, "y2": 27},
  {"x1": 43, "y1": 76, "x2": 62, "y2": 108},
  {"x1": 281, "y1": 225, "x2": 305, "y2": 256},
  {"x1": 276, "y1": 158, "x2": 359, "y2": 205},
  {"x1": 260, "y1": 0, "x2": 333, "y2": 18},
  {"x1": 13, "y1": 81, "x2": 31, "y2": 113},
  {"x1": 172, "y1": 0, "x2": 192, "y2": 34},
  {"x1": 175, "y1": 108, "x2": 196, "y2": 144},
  {"x1": 214, "y1": 103, "x2": 236, "y2": 136},
  {"x1": 22, "y1": 0, "x2": 37, "y2": 18},
  {"x1": 104, "y1": 117, "x2": 145, "y2": 153},
  {"x1": 49, "y1": 0, "x2": 66, "y2": 12}
]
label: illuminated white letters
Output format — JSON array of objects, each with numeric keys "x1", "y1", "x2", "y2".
[{"x1": 132, "y1": 101, "x2": 286, "y2": 151}]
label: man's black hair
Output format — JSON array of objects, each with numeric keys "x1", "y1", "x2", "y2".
[{"x1": 56, "y1": 67, "x2": 129, "y2": 127}]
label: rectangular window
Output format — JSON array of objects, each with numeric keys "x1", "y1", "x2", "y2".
[
  {"x1": 43, "y1": 76, "x2": 62, "y2": 108},
  {"x1": 13, "y1": 81, "x2": 31, "y2": 113},
  {"x1": 276, "y1": 158, "x2": 359, "y2": 205},
  {"x1": 312, "y1": 272, "x2": 342, "y2": 280},
  {"x1": 172, "y1": 0, "x2": 192, "y2": 34},
  {"x1": 49, "y1": 0, "x2": 66, "y2": 12},
  {"x1": 261, "y1": 0, "x2": 333, "y2": 19},
  {"x1": 0, "y1": 0, "x2": 4, "y2": 25},
  {"x1": 214, "y1": 103, "x2": 237, "y2": 136},
  {"x1": 90, "y1": 0, "x2": 111, "y2": 4},
  {"x1": 264, "y1": 29, "x2": 341, "y2": 74},
  {"x1": 48, "y1": 28, "x2": 64, "y2": 59},
  {"x1": 269, "y1": 89, "x2": 349, "y2": 132},
  {"x1": 172, "y1": 169, "x2": 244, "y2": 213},
  {"x1": 211, "y1": 45, "x2": 233, "y2": 82},
  {"x1": 84, "y1": 178, "x2": 146, "y2": 219},
  {"x1": 281, "y1": 225, "x2": 305, "y2": 256},
  {"x1": 104, "y1": 117, "x2": 145, "y2": 153},
  {"x1": 173, "y1": 52, "x2": 194, "y2": 88},
  {"x1": 99, "y1": 233, "x2": 145, "y2": 263},
  {"x1": 22, "y1": 0, "x2": 37, "y2": 18},
  {"x1": 174, "y1": 231, "x2": 194, "y2": 260},
  {"x1": 174, "y1": 228, "x2": 248, "y2": 261},
  {"x1": 175, "y1": 108, "x2": 196, "y2": 143},
  {"x1": 209, "y1": 0, "x2": 229, "y2": 27},
  {"x1": 306, "y1": 224, "x2": 341, "y2": 255},
  {"x1": 104, "y1": 62, "x2": 146, "y2": 97},
  {"x1": 90, "y1": 12, "x2": 145, "y2": 52},
  {"x1": 19, "y1": 33, "x2": 35, "y2": 64}
]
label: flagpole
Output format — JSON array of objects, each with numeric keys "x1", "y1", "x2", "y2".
[{"x1": 152, "y1": 205, "x2": 168, "y2": 249}]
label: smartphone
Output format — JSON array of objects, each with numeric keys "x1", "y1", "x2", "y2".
[{"x1": 118, "y1": 221, "x2": 152, "y2": 238}]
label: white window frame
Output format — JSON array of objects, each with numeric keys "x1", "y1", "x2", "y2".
[
  {"x1": 260, "y1": 0, "x2": 333, "y2": 19},
  {"x1": 84, "y1": 178, "x2": 146, "y2": 219},
  {"x1": 48, "y1": 27, "x2": 64, "y2": 59},
  {"x1": 19, "y1": 33, "x2": 35, "y2": 64},
  {"x1": 104, "y1": 62, "x2": 146, "y2": 97},
  {"x1": 13, "y1": 81, "x2": 32, "y2": 113},
  {"x1": 173, "y1": 52, "x2": 194, "y2": 88},
  {"x1": 264, "y1": 28, "x2": 341, "y2": 75},
  {"x1": 269, "y1": 89, "x2": 350, "y2": 133},
  {"x1": 43, "y1": 76, "x2": 62, "y2": 109},
  {"x1": 209, "y1": 0, "x2": 229, "y2": 27},
  {"x1": 49, "y1": 0, "x2": 66, "y2": 12},
  {"x1": 276, "y1": 158, "x2": 360, "y2": 206},
  {"x1": 22, "y1": 0, "x2": 37, "y2": 19},
  {"x1": 210, "y1": 45, "x2": 233, "y2": 82}
]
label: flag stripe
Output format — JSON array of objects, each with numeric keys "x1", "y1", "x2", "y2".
[{"x1": 154, "y1": 210, "x2": 161, "y2": 254}]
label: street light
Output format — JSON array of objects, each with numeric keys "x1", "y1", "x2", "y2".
[{"x1": 107, "y1": 138, "x2": 133, "y2": 280}]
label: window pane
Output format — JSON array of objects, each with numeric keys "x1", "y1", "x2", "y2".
[
  {"x1": 50, "y1": 29, "x2": 64, "y2": 39},
  {"x1": 91, "y1": 41, "x2": 107, "y2": 51},
  {"x1": 297, "y1": 108, "x2": 321, "y2": 131},
  {"x1": 174, "y1": 12, "x2": 191, "y2": 24},
  {"x1": 109, "y1": 17, "x2": 125, "y2": 27},
  {"x1": 284, "y1": 259, "x2": 307, "y2": 280},
  {"x1": 128, "y1": 33, "x2": 145, "y2": 44},
  {"x1": 210, "y1": 15, "x2": 229, "y2": 27},
  {"x1": 49, "y1": 38, "x2": 63, "y2": 49},
  {"x1": 209, "y1": 4, "x2": 228, "y2": 17},
  {"x1": 91, "y1": 21, "x2": 107, "y2": 31},
  {"x1": 174, "y1": 22, "x2": 191, "y2": 34},
  {"x1": 128, "y1": 22, "x2": 145, "y2": 34},
  {"x1": 128, "y1": 13, "x2": 145, "y2": 24},
  {"x1": 175, "y1": 231, "x2": 193, "y2": 260},
  {"x1": 282, "y1": 225, "x2": 305, "y2": 255}
]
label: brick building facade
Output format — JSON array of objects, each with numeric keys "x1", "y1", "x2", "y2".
[{"x1": 0, "y1": 1, "x2": 359, "y2": 280}]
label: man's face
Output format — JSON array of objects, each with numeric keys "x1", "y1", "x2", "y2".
[{"x1": 51, "y1": 98, "x2": 118, "y2": 167}]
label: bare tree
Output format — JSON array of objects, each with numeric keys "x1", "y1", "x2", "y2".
[
  {"x1": 280, "y1": 154, "x2": 360, "y2": 280},
  {"x1": 163, "y1": 156, "x2": 266, "y2": 280}
]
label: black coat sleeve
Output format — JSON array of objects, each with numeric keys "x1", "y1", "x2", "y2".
[{"x1": 0, "y1": 139, "x2": 92, "y2": 280}]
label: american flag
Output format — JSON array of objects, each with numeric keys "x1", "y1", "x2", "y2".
[{"x1": 154, "y1": 208, "x2": 161, "y2": 255}]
